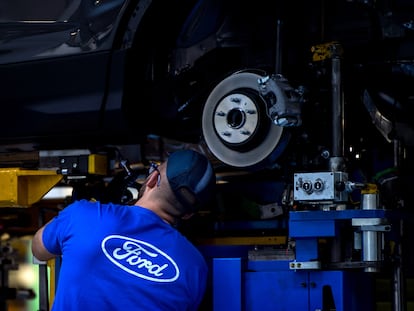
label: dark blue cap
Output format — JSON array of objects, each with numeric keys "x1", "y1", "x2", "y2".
[{"x1": 166, "y1": 149, "x2": 216, "y2": 213}]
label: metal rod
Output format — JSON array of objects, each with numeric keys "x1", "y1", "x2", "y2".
[
  {"x1": 275, "y1": 19, "x2": 283, "y2": 73},
  {"x1": 391, "y1": 139, "x2": 406, "y2": 311},
  {"x1": 331, "y1": 54, "x2": 343, "y2": 158},
  {"x1": 329, "y1": 44, "x2": 346, "y2": 172}
]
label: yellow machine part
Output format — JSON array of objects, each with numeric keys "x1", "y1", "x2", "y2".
[
  {"x1": 0, "y1": 168, "x2": 63, "y2": 207},
  {"x1": 311, "y1": 41, "x2": 343, "y2": 62},
  {"x1": 88, "y1": 154, "x2": 108, "y2": 175},
  {"x1": 361, "y1": 183, "x2": 379, "y2": 195},
  {"x1": 47, "y1": 258, "x2": 58, "y2": 308}
]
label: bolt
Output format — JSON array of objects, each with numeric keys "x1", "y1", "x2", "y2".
[
  {"x1": 240, "y1": 130, "x2": 251, "y2": 135},
  {"x1": 230, "y1": 97, "x2": 241, "y2": 103}
]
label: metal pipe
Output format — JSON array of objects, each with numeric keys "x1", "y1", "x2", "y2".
[
  {"x1": 275, "y1": 19, "x2": 283, "y2": 74},
  {"x1": 393, "y1": 229, "x2": 405, "y2": 311},
  {"x1": 392, "y1": 140, "x2": 407, "y2": 311},
  {"x1": 392, "y1": 139, "x2": 406, "y2": 311},
  {"x1": 329, "y1": 44, "x2": 345, "y2": 172},
  {"x1": 361, "y1": 193, "x2": 382, "y2": 273},
  {"x1": 331, "y1": 54, "x2": 343, "y2": 157}
]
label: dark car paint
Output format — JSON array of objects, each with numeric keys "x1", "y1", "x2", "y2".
[
  {"x1": 0, "y1": 0, "x2": 145, "y2": 148},
  {"x1": 0, "y1": 0, "x2": 211, "y2": 149},
  {"x1": 0, "y1": 0, "x2": 414, "y2": 166},
  {"x1": 0, "y1": 0, "x2": 127, "y2": 61}
]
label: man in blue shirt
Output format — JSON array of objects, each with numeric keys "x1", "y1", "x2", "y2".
[{"x1": 32, "y1": 149, "x2": 216, "y2": 310}]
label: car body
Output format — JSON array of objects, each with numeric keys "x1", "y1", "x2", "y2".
[{"x1": 1, "y1": 0, "x2": 414, "y2": 170}]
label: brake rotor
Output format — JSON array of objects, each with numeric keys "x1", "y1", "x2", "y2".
[{"x1": 202, "y1": 71, "x2": 288, "y2": 168}]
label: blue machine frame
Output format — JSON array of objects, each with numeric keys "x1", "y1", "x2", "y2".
[{"x1": 209, "y1": 208, "x2": 398, "y2": 311}]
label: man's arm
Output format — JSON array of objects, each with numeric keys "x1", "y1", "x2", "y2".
[{"x1": 32, "y1": 223, "x2": 57, "y2": 261}]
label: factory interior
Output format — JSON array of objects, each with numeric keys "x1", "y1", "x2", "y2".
[{"x1": 1, "y1": 0, "x2": 414, "y2": 310}]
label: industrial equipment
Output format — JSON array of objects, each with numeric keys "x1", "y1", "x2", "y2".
[
  {"x1": 208, "y1": 43, "x2": 408, "y2": 311},
  {"x1": 1, "y1": 41, "x2": 411, "y2": 311},
  {"x1": 1, "y1": 1, "x2": 414, "y2": 310}
]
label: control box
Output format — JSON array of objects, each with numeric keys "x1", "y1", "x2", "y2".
[{"x1": 293, "y1": 171, "x2": 348, "y2": 202}]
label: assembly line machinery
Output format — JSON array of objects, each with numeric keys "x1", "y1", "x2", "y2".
[
  {"x1": 1, "y1": 0, "x2": 414, "y2": 310},
  {"x1": 0, "y1": 168, "x2": 62, "y2": 311},
  {"x1": 210, "y1": 169, "x2": 403, "y2": 311},
  {"x1": 0, "y1": 44, "x2": 410, "y2": 311},
  {"x1": 208, "y1": 45, "x2": 407, "y2": 311},
  {"x1": 0, "y1": 153, "x2": 110, "y2": 311},
  {"x1": 0, "y1": 144, "x2": 405, "y2": 311}
]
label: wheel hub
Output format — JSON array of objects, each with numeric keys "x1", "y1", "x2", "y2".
[{"x1": 214, "y1": 93, "x2": 258, "y2": 144}]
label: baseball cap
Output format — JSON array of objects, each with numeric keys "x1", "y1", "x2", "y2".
[{"x1": 166, "y1": 149, "x2": 216, "y2": 213}]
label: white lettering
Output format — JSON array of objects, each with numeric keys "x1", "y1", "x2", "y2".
[
  {"x1": 113, "y1": 241, "x2": 169, "y2": 276},
  {"x1": 101, "y1": 235, "x2": 180, "y2": 282}
]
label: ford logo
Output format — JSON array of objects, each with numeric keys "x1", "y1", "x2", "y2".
[{"x1": 101, "y1": 235, "x2": 179, "y2": 282}]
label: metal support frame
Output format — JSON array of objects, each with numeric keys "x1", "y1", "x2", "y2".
[{"x1": 213, "y1": 258, "x2": 375, "y2": 311}]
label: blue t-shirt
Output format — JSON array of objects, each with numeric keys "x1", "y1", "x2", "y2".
[{"x1": 42, "y1": 199, "x2": 208, "y2": 310}]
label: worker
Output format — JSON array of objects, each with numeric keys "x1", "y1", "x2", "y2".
[{"x1": 32, "y1": 149, "x2": 216, "y2": 311}]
